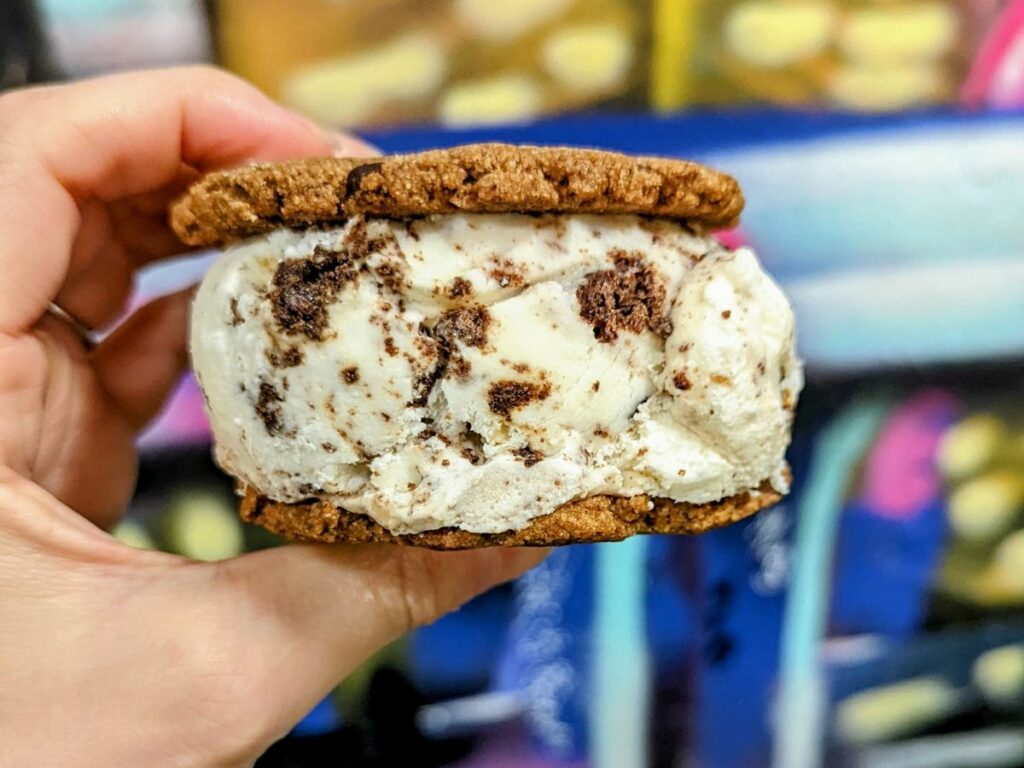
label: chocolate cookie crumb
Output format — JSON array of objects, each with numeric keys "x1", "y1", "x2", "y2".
[
  {"x1": 487, "y1": 258, "x2": 524, "y2": 288},
  {"x1": 376, "y1": 259, "x2": 405, "y2": 296},
  {"x1": 322, "y1": 443, "x2": 337, "y2": 453},
  {"x1": 446, "y1": 276, "x2": 473, "y2": 300},
  {"x1": 488, "y1": 379, "x2": 551, "y2": 417},
  {"x1": 673, "y1": 371, "x2": 692, "y2": 391},
  {"x1": 384, "y1": 336, "x2": 399, "y2": 357},
  {"x1": 577, "y1": 252, "x2": 668, "y2": 343},
  {"x1": 515, "y1": 445, "x2": 544, "y2": 466},
  {"x1": 434, "y1": 305, "x2": 490, "y2": 349},
  {"x1": 229, "y1": 297, "x2": 243, "y2": 326},
  {"x1": 592, "y1": 380, "x2": 601, "y2": 392},
  {"x1": 341, "y1": 366, "x2": 360, "y2": 384},
  {"x1": 411, "y1": 367, "x2": 442, "y2": 407},
  {"x1": 449, "y1": 355, "x2": 471, "y2": 380},
  {"x1": 721, "y1": 309, "x2": 732, "y2": 319},
  {"x1": 255, "y1": 381, "x2": 285, "y2": 436},
  {"x1": 270, "y1": 244, "x2": 357, "y2": 341},
  {"x1": 267, "y1": 346, "x2": 304, "y2": 368}
]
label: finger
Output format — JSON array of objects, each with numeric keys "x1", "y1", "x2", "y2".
[
  {"x1": 90, "y1": 288, "x2": 193, "y2": 430},
  {"x1": 205, "y1": 544, "x2": 548, "y2": 745},
  {"x1": 24, "y1": 314, "x2": 137, "y2": 529},
  {"x1": 0, "y1": 66, "x2": 372, "y2": 334}
]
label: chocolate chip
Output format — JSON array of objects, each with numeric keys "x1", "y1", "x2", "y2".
[
  {"x1": 592, "y1": 380, "x2": 601, "y2": 392},
  {"x1": 345, "y1": 162, "x2": 383, "y2": 197},
  {"x1": 341, "y1": 366, "x2": 359, "y2": 384},
  {"x1": 721, "y1": 309, "x2": 732, "y2": 319},
  {"x1": 384, "y1": 336, "x2": 399, "y2": 357},
  {"x1": 673, "y1": 371, "x2": 692, "y2": 391}
]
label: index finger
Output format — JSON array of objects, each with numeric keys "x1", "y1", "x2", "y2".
[{"x1": 0, "y1": 66, "x2": 367, "y2": 334}]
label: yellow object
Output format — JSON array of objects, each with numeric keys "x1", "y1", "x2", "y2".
[
  {"x1": 828, "y1": 61, "x2": 945, "y2": 111},
  {"x1": 992, "y1": 530, "x2": 1024, "y2": 593},
  {"x1": 112, "y1": 520, "x2": 156, "y2": 551},
  {"x1": 839, "y1": 3, "x2": 958, "y2": 66},
  {"x1": 937, "y1": 413, "x2": 1008, "y2": 481},
  {"x1": 455, "y1": 0, "x2": 577, "y2": 40},
  {"x1": 164, "y1": 491, "x2": 245, "y2": 562},
  {"x1": 651, "y1": 0, "x2": 700, "y2": 110},
  {"x1": 947, "y1": 470, "x2": 1024, "y2": 545},
  {"x1": 439, "y1": 74, "x2": 544, "y2": 126},
  {"x1": 723, "y1": 0, "x2": 836, "y2": 68},
  {"x1": 835, "y1": 677, "x2": 959, "y2": 745},
  {"x1": 282, "y1": 34, "x2": 447, "y2": 126},
  {"x1": 973, "y1": 644, "x2": 1024, "y2": 707},
  {"x1": 543, "y1": 24, "x2": 633, "y2": 92}
]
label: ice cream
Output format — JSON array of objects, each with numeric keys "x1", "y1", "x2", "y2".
[{"x1": 191, "y1": 212, "x2": 801, "y2": 535}]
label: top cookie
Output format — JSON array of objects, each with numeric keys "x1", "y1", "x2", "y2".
[{"x1": 171, "y1": 143, "x2": 744, "y2": 247}]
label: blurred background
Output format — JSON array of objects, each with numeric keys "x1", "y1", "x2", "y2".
[{"x1": 4, "y1": 0, "x2": 1024, "y2": 766}]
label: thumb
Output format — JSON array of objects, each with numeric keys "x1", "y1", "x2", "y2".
[{"x1": 199, "y1": 543, "x2": 547, "y2": 747}]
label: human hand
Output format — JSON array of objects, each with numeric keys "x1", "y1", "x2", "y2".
[{"x1": 0, "y1": 67, "x2": 545, "y2": 767}]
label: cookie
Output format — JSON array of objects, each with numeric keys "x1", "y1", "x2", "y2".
[
  {"x1": 171, "y1": 143, "x2": 744, "y2": 247},
  {"x1": 239, "y1": 480, "x2": 782, "y2": 550}
]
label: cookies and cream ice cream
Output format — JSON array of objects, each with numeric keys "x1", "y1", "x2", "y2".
[{"x1": 191, "y1": 212, "x2": 801, "y2": 535}]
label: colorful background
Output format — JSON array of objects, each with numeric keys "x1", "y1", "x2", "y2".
[{"x1": 3, "y1": 1, "x2": 1024, "y2": 766}]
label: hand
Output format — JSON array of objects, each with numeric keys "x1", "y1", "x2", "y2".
[{"x1": 0, "y1": 67, "x2": 545, "y2": 767}]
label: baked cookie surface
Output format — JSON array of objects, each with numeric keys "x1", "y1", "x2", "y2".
[
  {"x1": 171, "y1": 143, "x2": 744, "y2": 247},
  {"x1": 240, "y1": 480, "x2": 782, "y2": 550}
]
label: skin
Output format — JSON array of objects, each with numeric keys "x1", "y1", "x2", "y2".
[{"x1": 0, "y1": 67, "x2": 546, "y2": 767}]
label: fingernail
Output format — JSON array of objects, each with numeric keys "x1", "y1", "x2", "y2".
[{"x1": 324, "y1": 130, "x2": 380, "y2": 158}]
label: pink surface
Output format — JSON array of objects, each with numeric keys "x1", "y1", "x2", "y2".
[
  {"x1": 138, "y1": 373, "x2": 211, "y2": 450},
  {"x1": 861, "y1": 391, "x2": 959, "y2": 520},
  {"x1": 962, "y1": 0, "x2": 1024, "y2": 108}
]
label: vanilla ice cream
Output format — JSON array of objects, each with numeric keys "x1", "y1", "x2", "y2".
[{"x1": 191, "y1": 213, "x2": 801, "y2": 535}]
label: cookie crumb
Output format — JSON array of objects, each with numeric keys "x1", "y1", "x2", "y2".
[
  {"x1": 488, "y1": 379, "x2": 551, "y2": 417},
  {"x1": 515, "y1": 445, "x2": 544, "y2": 467},
  {"x1": 270, "y1": 243, "x2": 357, "y2": 341},
  {"x1": 577, "y1": 251, "x2": 668, "y2": 343},
  {"x1": 446, "y1": 276, "x2": 473, "y2": 300},
  {"x1": 255, "y1": 381, "x2": 285, "y2": 436},
  {"x1": 434, "y1": 305, "x2": 491, "y2": 349}
]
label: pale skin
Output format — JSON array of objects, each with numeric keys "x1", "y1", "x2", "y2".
[{"x1": 0, "y1": 67, "x2": 546, "y2": 767}]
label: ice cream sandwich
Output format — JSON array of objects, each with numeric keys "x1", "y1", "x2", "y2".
[{"x1": 172, "y1": 144, "x2": 802, "y2": 549}]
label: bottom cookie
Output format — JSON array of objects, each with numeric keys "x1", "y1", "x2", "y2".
[{"x1": 239, "y1": 478, "x2": 783, "y2": 550}]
